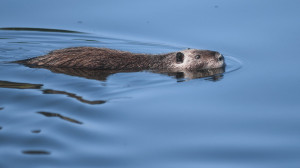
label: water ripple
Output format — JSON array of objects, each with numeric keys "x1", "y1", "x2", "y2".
[{"x1": 37, "y1": 111, "x2": 83, "y2": 125}]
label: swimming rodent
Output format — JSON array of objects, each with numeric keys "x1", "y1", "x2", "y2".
[{"x1": 15, "y1": 47, "x2": 225, "y2": 71}]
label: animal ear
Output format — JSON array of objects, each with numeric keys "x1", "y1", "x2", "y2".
[{"x1": 176, "y1": 52, "x2": 184, "y2": 63}]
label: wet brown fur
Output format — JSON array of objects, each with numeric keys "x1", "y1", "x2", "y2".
[{"x1": 16, "y1": 47, "x2": 224, "y2": 71}]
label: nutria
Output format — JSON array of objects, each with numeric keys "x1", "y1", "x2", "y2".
[{"x1": 15, "y1": 47, "x2": 225, "y2": 71}]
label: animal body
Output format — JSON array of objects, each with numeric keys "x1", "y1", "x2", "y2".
[{"x1": 16, "y1": 47, "x2": 225, "y2": 71}]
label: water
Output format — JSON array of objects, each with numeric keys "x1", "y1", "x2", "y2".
[{"x1": 1, "y1": 1, "x2": 300, "y2": 168}]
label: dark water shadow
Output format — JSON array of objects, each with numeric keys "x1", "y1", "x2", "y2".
[
  {"x1": 0, "y1": 80, "x2": 43, "y2": 89},
  {"x1": 0, "y1": 27, "x2": 83, "y2": 34},
  {"x1": 31, "y1": 130, "x2": 41, "y2": 134},
  {"x1": 37, "y1": 111, "x2": 83, "y2": 125},
  {"x1": 22, "y1": 150, "x2": 50, "y2": 155},
  {"x1": 0, "y1": 80, "x2": 106, "y2": 105},
  {"x1": 42, "y1": 89, "x2": 106, "y2": 105}
]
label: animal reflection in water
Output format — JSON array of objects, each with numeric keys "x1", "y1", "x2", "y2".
[{"x1": 26, "y1": 66, "x2": 225, "y2": 82}]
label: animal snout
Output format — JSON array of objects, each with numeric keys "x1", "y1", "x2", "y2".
[{"x1": 215, "y1": 52, "x2": 224, "y2": 61}]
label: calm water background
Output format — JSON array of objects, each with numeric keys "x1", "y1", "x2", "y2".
[{"x1": 1, "y1": 0, "x2": 300, "y2": 168}]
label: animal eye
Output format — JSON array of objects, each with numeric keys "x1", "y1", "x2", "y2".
[
  {"x1": 195, "y1": 55, "x2": 201, "y2": 59},
  {"x1": 218, "y1": 57, "x2": 223, "y2": 61}
]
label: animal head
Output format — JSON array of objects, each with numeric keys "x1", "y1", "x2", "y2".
[{"x1": 174, "y1": 49, "x2": 225, "y2": 70}]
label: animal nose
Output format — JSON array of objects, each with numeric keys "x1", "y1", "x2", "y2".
[{"x1": 215, "y1": 52, "x2": 224, "y2": 61}]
